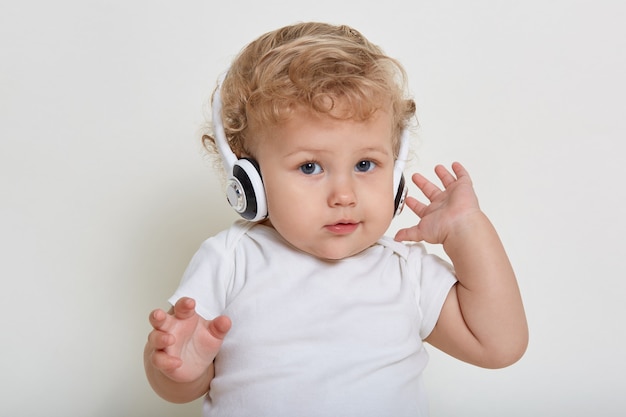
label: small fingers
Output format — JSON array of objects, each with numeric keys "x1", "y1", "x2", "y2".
[
  {"x1": 150, "y1": 350, "x2": 183, "y2": 372},
  {"x1": 411, "y1": 173, "x2": 442, "y2": 201},
  {"x1": 173, "y1": 297, "x2": 197, "y2": 319},
  {"x1": 451, "y1": 161, "x2": 470, "y2": 178},
  {"x1": 403, "y1": 196, "x2": 427, "y2": 217},
  {"x1": 413, "y1": 162, "x2": 472, "y2": 197},
  {"x1": 436, "y1": 162, "x2": 472, "y2": 188},
  {"x1": 147, "y1": 329, "x2": 175, "y2": 350},
  {"x1": 148, "y1": 308, "x2": 168, "y2": 329},
  {"x1": 434, "y1": 164, "x2": 456, "y2": 188}
]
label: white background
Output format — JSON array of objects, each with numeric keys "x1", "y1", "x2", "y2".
[{"x1": 2, "y1": 1, "x2": 625, "y2": 416}]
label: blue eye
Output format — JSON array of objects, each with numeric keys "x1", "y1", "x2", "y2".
[
  {"x1": 355, "y1": 160, "x2": 375, "y2": 172},
  {"x1": 300, "y1": 162, "x2": 323, "y2": 175}
]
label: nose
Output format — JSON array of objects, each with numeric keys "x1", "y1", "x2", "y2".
[{"x1": 327, "y1": 174, "x2": 357, "y2": 207}]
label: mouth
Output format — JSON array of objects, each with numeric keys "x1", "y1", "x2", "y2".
[{"x1": 324, "y1": 221, "x2": 360, "y2": 235}]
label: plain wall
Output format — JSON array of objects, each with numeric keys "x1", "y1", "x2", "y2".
[{"x1": 1, "y1": 1, "x2": 625, "y2": 416}]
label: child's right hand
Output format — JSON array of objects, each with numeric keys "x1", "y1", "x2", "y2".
[{"x1": 146, "y1": 297, "x2": 231, "y2": 384}]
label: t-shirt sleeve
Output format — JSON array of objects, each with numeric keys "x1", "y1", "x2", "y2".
[
  {"x1": 167, "y1": 232, "x2": 234, "y2": 320},
  {"x1": 410, "y1": 244, "x2": 457, "y2": 339}
]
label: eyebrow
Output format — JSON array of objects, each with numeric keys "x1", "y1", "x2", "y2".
[
  {"x1": 285, "y1": 146, "x2": 391, "y2": 158},
  {"x1": 361, "y1": 146, "x2": 392, "y2": 156}
]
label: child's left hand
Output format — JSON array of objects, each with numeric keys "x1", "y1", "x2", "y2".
[
  {"x1": 394, "y1": 162, "x2": 481, "y2": 245},
  {"x1": 397, "y1": 162, "x2": 528, "y2": 368}
]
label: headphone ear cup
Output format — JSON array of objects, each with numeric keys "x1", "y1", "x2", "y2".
[
  {"x1": 394, "y1": 174, "x2": 408, "y2": 216},
  {"x1": 226, "y1": 158, "x2": 267, "y2": 222}
]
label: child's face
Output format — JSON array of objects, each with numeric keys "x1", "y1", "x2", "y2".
[{"x1": 252, "y1": 106, "x2": 396, "y2": 260}]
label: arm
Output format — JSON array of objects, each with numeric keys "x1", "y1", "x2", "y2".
[
  {"x1": 144, "y1": 297, "x2": 231, "y2": 403},
  {"x1": 395, "y1": 162, "x2": 528, "y2": 369}
]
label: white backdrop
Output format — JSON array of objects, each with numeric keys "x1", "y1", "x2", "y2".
[{"x1": 2, "y1": 1, "x2": 625, "y2": 416}]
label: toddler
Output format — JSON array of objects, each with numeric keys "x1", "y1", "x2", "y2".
[{"x1": 144, "y1": 22, "x2": 528, "y2": 417}]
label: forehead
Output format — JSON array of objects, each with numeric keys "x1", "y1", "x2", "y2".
[{"x1": 249, "y1": 105, "x2": 394, "y2": 154}]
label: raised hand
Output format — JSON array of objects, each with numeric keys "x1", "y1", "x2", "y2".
[
  {"x1": 394, "y1": 162, "x2": 481, "y2": 245},
  {"x1": 146, "y1": 297, "x2": 231, "y2": 384},
  {"x1": 397, "y1": 163, "x2": 529, "y2": 368}
]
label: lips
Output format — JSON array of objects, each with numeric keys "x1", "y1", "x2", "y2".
[{"x1": 325, "y1": 221, "x2": 359, "y2": 235}]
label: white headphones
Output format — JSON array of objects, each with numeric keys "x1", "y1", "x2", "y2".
[{"x1": 212, "y1": 74, "x2": 409, "y2": 222}]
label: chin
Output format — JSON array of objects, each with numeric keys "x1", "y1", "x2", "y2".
[{"x1": 311, "y1": 245, "x2": 367, "y2": 261}]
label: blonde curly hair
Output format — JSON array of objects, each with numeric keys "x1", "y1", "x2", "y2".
[{"x1": 203, "y1": 22, "x2": 416, "y2": 160}]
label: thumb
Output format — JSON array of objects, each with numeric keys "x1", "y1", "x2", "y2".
[
  {"x1": 394, "y1": 225, "x2": 424, "y2": 243},
  {"x1": 208, "y1": 315, "x2": 232, "y2": 340}
]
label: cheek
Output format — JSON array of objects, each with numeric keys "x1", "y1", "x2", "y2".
[
  {"x1": 264, "y1": 184, "x2": 315, "y2": 247},
  {"x1": 264, "y1": 177, "x2": 313, "y2": 220},
  {"x1": 367, "y1": 177, "x2": 395, "y2": 204}
]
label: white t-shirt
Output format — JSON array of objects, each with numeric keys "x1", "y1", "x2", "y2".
[{"x1": 169, "y1": 220, "x2": 457, "y2": 417}]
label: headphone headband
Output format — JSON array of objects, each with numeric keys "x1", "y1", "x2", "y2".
[{"x1": 212, "y1": 73, "x2": 237, "y2": 174}]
